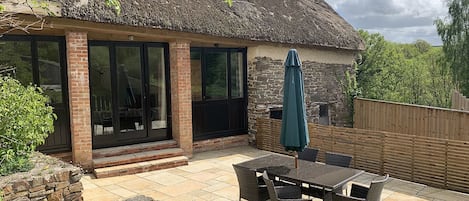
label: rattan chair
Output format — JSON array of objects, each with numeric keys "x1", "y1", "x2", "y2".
[
  {"x1": 325, "y1": 152, "x2": 353, "y2": 167},
  {"x1": 325, "y1": 152, "x2": 354, "y2": 194},
  {"x1": 297, "y1": 148, "x2": 319, "y2": 162},
  {"x1": 233, "y1": 164, "x2": 269, "y2": 201},
  {"x1": 332, "y1": 174, "x2": 389, "y2": 201},
  {"x1": 262, "y1": 171, "x2": 312, "y2": 201}
]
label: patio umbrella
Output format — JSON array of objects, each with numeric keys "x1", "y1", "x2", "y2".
[{"x1": 280, "y1": 49, "x2": 310, "y2": 168}]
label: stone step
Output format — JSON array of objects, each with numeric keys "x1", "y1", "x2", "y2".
[
  {"x1": 93, "y1": 156, "x2": 189, "y2": 178},
  {"x1": 92, "y1": 140, "x2": 178, "y2": 158},
  {"x1": 93, "y1": 148, "x2": 185, "y2": 168}
]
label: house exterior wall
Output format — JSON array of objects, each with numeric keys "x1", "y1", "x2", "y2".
[
  {"x1": 247, "y1": 45, "x2": 356, "y2": 140},
  {"x1": 14, "y1": 23, "x2": 357, "y2": 166}
]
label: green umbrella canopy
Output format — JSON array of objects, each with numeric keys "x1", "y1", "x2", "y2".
[{"x1": 280, "y1": 49, "x2": 310, "y2": 152}]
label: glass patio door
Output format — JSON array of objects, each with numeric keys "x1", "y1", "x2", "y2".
[
  {"x1": 89, "y1": 42, "x2": 170, "y2": 148},
  {"x1": 191, "y1": 48, "x2": 247, "y2": 140}
]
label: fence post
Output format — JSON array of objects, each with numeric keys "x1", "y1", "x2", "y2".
[
  {"x1": 380, "y1": 132, "x2": 385, "y2": 175},
  {"x1": 452, "y1": 91, "x2": 458, "y2": 110},
  {"x1": 352, "y1": 128, "x2": 357, "y2": 168},
  {"x1": 411, "y1": 136, "x2": 415, "y2": 181},
  {"x1": 460, "y1": 94, "x2": 465, "y2": 110},
  {"x1": 444, "y1": 140, "x2": 448, "y2": 188},
  {"x1": 331, "y1": 126, "x2": 335, "y2": 152}
]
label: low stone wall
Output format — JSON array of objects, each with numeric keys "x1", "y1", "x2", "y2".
[
  {"x1": 0, "y1": 152, "x2": 83, "y2": 201},
  {"x1": 193, "y1": 134, "x2": 249, "y2": 153}
]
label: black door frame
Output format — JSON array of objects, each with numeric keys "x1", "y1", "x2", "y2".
[
  {"x1": 191, "y1": 47, "x2": 248, "y2": 141},
  {"x1": 0, "y1": 35, "x2": 71, "y2": 153},
  {"x1": 89, "y1": 41, "x2": 171, "y2": 148}
]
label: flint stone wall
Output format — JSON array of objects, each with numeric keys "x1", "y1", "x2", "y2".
[
  {"x1": 0, "y1": 152, "x2": 83, "y2": 201},
  {"x1": 248, "y1": 56, "x2": 353, "y2": 140}
]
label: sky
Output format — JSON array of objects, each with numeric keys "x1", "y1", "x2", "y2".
[{"x1": 324, "y1": 0, "x2": 449, "y2": 46}]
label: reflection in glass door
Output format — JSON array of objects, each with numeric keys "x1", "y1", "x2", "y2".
[
  {"x1": 116, "y1": 46, "x2": 145, "y2": 137},
  {"x1": 90, "y1": 46, "x2": 113, "y2": 136},
  {"x1": 37, "y1": 41, "x2": 70, "y2": 151},
  {"x1": 0, "y1": 36, "x2": 71, "y2": 153},
  {"x1": 148, "y1": 47, "x2": 168, "y2": 132},
  {"x1": 89, "y1": 42, "x2": 170, "y2": 148}
]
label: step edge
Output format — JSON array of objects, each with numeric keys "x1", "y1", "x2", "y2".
[
  {"x1": 93, "y1": 148, "x2": 184, "y2": 165},
  {"x1": 92, "y1": 140, "x2": 179, "y2": 157},
  {"x1": 94, "y1": 156, "x2": 189, "y2": 174}
]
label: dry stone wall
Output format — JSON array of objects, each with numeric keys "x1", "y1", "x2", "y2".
[
  {"x1": 248, "y1": 56, "x2": 353, "y2": 140},
  {"x1": 0, "y1": 153, "x2": 83, "y2": 201}
]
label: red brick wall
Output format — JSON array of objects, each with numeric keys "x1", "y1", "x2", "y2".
[
  {"x1": 169, "y1": 40, "x2": 193, "y2": 157},
  {"x1": 66, "y1": 31, "x2": 92, "y2": 170},
  {"x1": 193, "y1": 135, "x2": 249, "y2": 153}
]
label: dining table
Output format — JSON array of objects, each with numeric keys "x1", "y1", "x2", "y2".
[{"x1": 235, "y1": 153, "x2": 364, "y2": 201}]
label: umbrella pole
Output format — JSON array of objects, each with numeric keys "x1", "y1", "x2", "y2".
[{"x1": 294, "y1": 151, "x2": 298, "y2": 168}]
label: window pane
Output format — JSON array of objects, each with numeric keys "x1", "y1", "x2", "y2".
[
  {"x1": 0, "y1": 41, "x2": 32, "y2": 85},
  {"x1": 90, "y1": 46, "x2": 113, "y2": 136},
  {"x1": 116, "y1": 46, "x2": 144, "y2": 132},
  {"x1": 231, "y1": 52, "x2": 243, "y2": 98},
  {"x1": 148, "y1": 47, "x2": 167, "y2": 130},
  {"x1": 206, "y1": 52, "x2": 227, "y2": 100},
  {"x1": 38, "y1": 41, "x2": 63, "y2": 104},
  {"x1": 190, "y1": 51, "x2": 202, "y2": 101}
]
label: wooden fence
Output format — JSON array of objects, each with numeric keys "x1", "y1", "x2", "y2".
[
  {"x1": 256, "y1": 117, "x2": 469, "y2": 193},
  {"x1": 452, "y1": 91, "x2": 469, "y2": 111},
  {"x1": 354, "y1": 98, "x2": 469, "y2": 141}
]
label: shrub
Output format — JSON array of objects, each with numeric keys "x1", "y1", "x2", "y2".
[{"x1": 0, "y1": 76, "x2": 55, "y2": 176}]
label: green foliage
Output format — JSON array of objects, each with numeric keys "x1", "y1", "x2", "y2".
[
  {"x1": 105, "y1": 0, "x2": 121, "y2": 15},
  {"x1": 0, "y1": 76, "x2": 55, "y2": 176},
  {"x1": 436, "y1": 0, "x2": 469, "y2": 95},
  {"x1": 224, "y1": 0, "x2": 233, "y2": 7},
  {"x1": 356, "y1": 30, "x2": 455, "y2": 108},
  {"x1": 338, "y1": 68, "x2": 360, "y2": 125}
]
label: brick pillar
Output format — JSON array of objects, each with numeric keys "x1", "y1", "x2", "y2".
[
  {"x1": 169, "y1": 40, "x2": 193, "y2": 157},
  {"x1": 66, "y1": 31, "x2": 92, "y2": 169}
]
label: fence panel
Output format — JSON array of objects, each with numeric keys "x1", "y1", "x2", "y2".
[
  {"x1": 452, "y1": 91, "x2": 469, "y2": 111},
  {"x1": 383, "y1": 133, "x2": 413, "y2": 181},
  {"x1": 354, "y1": 98, "x2": 469, "y2": 141},
  {"x1": 352, "y1": 129, "x2": 382, "y2": 174},
  {"x1": 412, "y1": 137, "x2": 446, "y2": 188},
  {"x1": 256, "y1": 118, "x2": 469, "y2": 194},
  {"x1": 446, "y1": 140, "x2": 469, "y2": 192}
]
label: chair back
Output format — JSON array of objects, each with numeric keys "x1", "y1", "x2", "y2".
[
  {"x1": 298, "y1": 148, "x2": 319, "y2": 162},
  {"x1": 366, "y1": 174, "x2": 389, "y2": 201},
  {"x1": 325, "y1": 152, "x2": 353, "y2": 167},
  {"x1": 262, "y1": 170, "x2": 280, "y2": 201},
  {"x1": 233, "y1": 164, "x2": 268, "y2": 201}
]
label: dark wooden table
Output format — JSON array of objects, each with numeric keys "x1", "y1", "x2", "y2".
[{"x1": 235, "y1": 154, "x2": 364, "y2": 200}]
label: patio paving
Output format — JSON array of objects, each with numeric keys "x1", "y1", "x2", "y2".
[{"x1": 82, "y1": 145, "x2": 469, "y2": 201}]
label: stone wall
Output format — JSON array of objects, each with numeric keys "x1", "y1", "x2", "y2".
[
  {"x1": 247, "y1": 56, "x2": 353, "y2": 139},
  {"x1": 0, "y1": 153, "x2": 83, "y2": 201}
]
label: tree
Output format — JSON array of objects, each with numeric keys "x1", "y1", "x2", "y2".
[
  {"x1": 435, "y1": 0, "x2": 469, "y2": 95},
  {"x1": 356, "y1": 30, "x2": 407, "y2": 101},
  {"x1": 355, "y1": 30, "x2": 455, "y2": 107}
]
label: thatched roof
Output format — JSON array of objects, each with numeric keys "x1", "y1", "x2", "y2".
[{"x1": 59, "y1": 0, "x2": 364, "y2": 50}]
